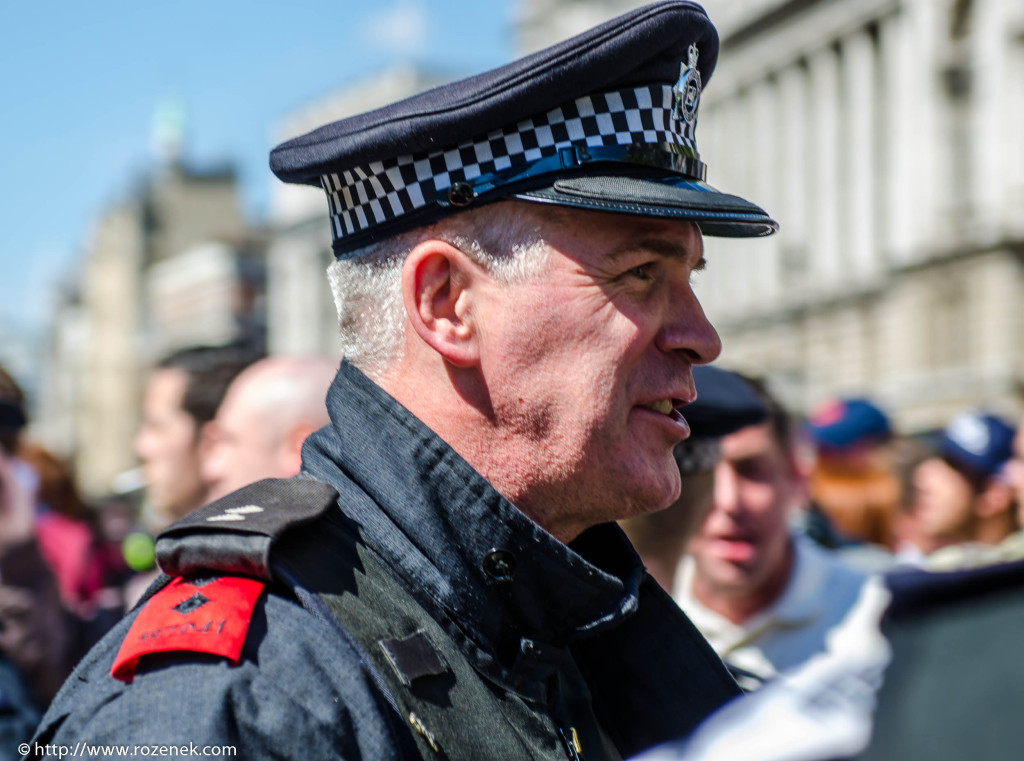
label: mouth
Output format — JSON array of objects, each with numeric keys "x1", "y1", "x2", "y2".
[
  {"x1": 639, "y1": 398, "x2": 691, "y2": 437},
  {"x1": 643, "y1": 399, "x2": 677, "y2": 416},
  {"x1": 709, "y1": 535, "x2": 757, "y2": 563}
]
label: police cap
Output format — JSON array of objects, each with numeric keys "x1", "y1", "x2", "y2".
[
  {"x1": 270, "y1": 1, "x2": 778, "y2": 257},
  {"x1": 685, "y1": 366, "x2": 767, "y2": 439}
]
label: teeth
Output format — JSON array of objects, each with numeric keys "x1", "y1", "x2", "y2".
[{"x1": 646, "y1": 399, "x2": 674, "y2": 415}]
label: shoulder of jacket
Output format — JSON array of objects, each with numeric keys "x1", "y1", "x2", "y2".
[
  {"x1": 107, "y1": 477, "x2": 340, "y2": 683},
  {"x1": 156, "y1": 476, "x2": 339, "y2": 580},
  {"x1": 884, "y1": 556, "x2": 1024, "y2": 621},
  {"x1": 37, "y1": 585, "x2": 410, "y2": 758}
]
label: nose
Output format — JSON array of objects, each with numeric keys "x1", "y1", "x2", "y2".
[
  {"x1": 134, "y1": 426, "x2": 152, "y2": 463},
  {"x1": 913, "y1": 459, "x2": 939, "y2": 492},
  {"x1": 656, "y1": 289, "x2": 722, "y2": 365},
  {"x1": 712, "y1": 461, "x2": 740, "y2": 516}
]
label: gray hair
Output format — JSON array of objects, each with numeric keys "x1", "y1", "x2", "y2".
[{"x1": 327, "y1": 202, "x2": 554, "y2": 379}]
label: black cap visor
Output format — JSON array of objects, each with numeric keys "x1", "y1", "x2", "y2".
[{"x1": 514, "y1": 173, "x2": 777, "y2": 238}]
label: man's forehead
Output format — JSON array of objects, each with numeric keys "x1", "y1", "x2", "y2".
[
  {"x1": 539, "y1": 208, "x2": 704, "y2": 262},
  {"x1": 608, "y1": 231, "x2": 704, "y2": 264},
  {"x1": 149, "y1": 368, "x2": 189, "y2": 399},
  {"x1": 721, "y1": 424, "x2": 778, "y2": 459}
]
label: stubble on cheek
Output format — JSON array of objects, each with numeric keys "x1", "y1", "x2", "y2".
[{"x1": 492, "y1": 390, "x2": 556, "y2": 442}]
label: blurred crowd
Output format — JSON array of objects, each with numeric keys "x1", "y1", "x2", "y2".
[
  {"x1": 623, "y1": 368, "x2": 1024, "y2": 760},
  {"x1": 0, "y1": 346, "x2": 336, "y2": 752},
  {"x1": 2, "y1": 347, "x2": 1022, "y2": 756},
  {"x1": 625, "y1": 370, "x2": 1024, "y2": 687}
]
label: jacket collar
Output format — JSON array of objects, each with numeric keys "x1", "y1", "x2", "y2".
[{"x1": 301, "y1": 361, "x2": 644, "y2": 699}]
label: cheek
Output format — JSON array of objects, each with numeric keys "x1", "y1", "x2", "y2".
[
  {"x1": 739, "y1": 483, "x2": 778, "y2": 517},
  {"x1": 931, "y1": 474, "x2": 967, "y2": 509},
  {"x1": 693, "y1": 503, "x2": 730, "y2": 541},
  {"x1": 495, "y1": 318, "x2": 634, "y2": 408}
]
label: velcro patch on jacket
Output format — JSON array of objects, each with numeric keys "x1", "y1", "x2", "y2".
[
  {"x1": 379, "y1": 631, "x2": 449, "y2": 686},
  {"x1": 111, "y1": 576, "x2": 265, "y2": 683}
]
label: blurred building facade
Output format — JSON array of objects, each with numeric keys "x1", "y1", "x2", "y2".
[
  {"x1": 39, "y1": 160, "x2": 264, "y2": 498},
  {"x1": 522, "y1": 0, "x2": 1024, "y2": 430}
]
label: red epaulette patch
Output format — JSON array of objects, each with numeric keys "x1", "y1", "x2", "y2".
[{"x1": 111, "y1": 576, "x2": 265, "y2": 683}]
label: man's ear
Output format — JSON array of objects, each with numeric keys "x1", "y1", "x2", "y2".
[
  {"x1": 197, "y1": 420, "x2": 221, "y2": 458},
  {"x1": 283, "y1": 424, "x2": 317, "y2": 476},
  {"x1": 977, "y1": 480, "x2": 1013, "y2": 519},
  {"x1": 401, "y1": 240, "x2": 480, "y2": 367}
]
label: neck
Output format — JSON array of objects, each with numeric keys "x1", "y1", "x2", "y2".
[{"x1": 974, "y1": 513, "x2": 1015, "y2": 546}]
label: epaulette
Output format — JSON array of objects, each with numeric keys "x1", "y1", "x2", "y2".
[
  {"x1": 110, "y1": 478, "x2": 338, "y2": 683},
  {"x1": 111, "y1": 575, "x2": 264, "y2": 682},
  {"x1": 156, "y1": 477, "x2": 339, "y2": 580}
]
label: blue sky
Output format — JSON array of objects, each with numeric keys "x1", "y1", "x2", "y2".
[{"x1": 0, "y1": 0, "x2": 513, "y2": 332}]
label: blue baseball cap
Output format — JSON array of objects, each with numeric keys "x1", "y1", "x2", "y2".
[
  {"x1": 938, "y1": 411, "x2": 1016, "y2": 481},
  {"x1": 270, "y1": 1, "x2": 777, "y2": 257},
  {"x1": 804, "y1": 398, "x2": 891, "y2": 450}
]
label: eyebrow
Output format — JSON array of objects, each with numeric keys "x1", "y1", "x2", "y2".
[{"x1": 609, "y1": 237, "x2": 705, "y2": 268}]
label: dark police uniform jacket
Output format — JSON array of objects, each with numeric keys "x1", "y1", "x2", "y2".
[{"x1": 31, "y1": 362, "x2": 739, "y2": 760}]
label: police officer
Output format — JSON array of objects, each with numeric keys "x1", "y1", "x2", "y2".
[{"x1": 31, "y1": 3, "x2": 776, "y2": 759}]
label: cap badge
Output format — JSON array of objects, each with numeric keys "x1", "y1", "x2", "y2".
[{"x1": 673, "y1": 44, "x2": 702, "y2": 129}]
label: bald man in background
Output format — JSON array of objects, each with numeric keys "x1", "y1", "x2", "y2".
[{"x1": 202, "y1": 357, "x2": 337, "y2": 501}]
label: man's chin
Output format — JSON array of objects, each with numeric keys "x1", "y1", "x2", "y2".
[
  {"x1": 699, "y1": 559, "x2": 756, "y2": 592},
  {"x1": 634, "y1": 464, "x2": 683, "y2": 512}
]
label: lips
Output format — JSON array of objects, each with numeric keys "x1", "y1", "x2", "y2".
[
  {"x1": 638, "y1": 398, "x2": 691, "y2": 438},
  {"x1": 709, "y1": 536, "x2": 756, "y2": 563}
]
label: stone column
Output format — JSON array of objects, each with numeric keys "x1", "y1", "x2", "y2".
[
  {"x1": 749, "y1": 77, "x2": 781, "y2": 310},
  {"x1": 267, "y1": 225, "x2": 333, "y2": 356},
  {"x1": 878, "y1": 9, "x2": 917, "y2": 263},
  {"x1": 807, "y1": 45, "x2": 841, "y2": 290},
  {"x1": 707, "y1": 95, "x2": 745, "y2": 322},
  {"x1": 776, "y1": 63, "x2": 810, "y2": 303},
  {"x1": 1007, "y1": 7, "x2": 1024, "y2": 233},
  {"x1": 970, "y1": 0, "x2": 1008, "y2": 234},
  {"x1": 840, "y1": 28, "x2": 879, "y2": 284}
]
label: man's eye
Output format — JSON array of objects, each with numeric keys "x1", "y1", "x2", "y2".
[
  {"x1": 626, "y1": 263, "x2": 654, "y2": 281},
  {"x1": 735, "y1": 460, "x2": 774, "y2": 482}
]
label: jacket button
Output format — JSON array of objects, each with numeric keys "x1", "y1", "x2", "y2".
[{"x1": 483, "y1": 549, "x2": 517, "y2": 581}]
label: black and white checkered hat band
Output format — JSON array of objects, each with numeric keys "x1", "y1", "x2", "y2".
[{"x1": 320, "y1": 84, "x2": 700, "y2": 250}]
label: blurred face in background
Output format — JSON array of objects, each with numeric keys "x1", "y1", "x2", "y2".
[
  {"x1": 688, "y1": 423, "x2": 799, "y2": 606},
  {"x1": 134, "y1": 368, "x2": 207, "y2": 521},
  {"x1": 912, "y1": 457, "x2": 976, "y2": 545},
  {"x1": 1007, "y1": 422, "x2": 1024, "y2": 525},
  {"x1": 202, "y1": 381, "x2": 298, "y2": 502}
]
